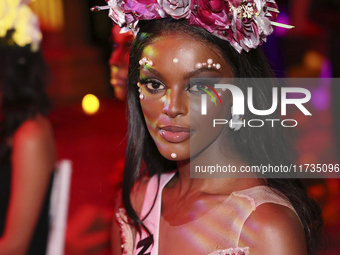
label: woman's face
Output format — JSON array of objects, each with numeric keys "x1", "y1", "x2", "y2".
[
  {"x1": 139, "y1": 34, "x2": 234, "y2": 161},
  {"x1": 109, "y1": 25, "x2": 134, "y2": 101}
]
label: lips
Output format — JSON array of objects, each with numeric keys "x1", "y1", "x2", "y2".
[{"x1": 159, "y1": 126, "x2": 191, "y2": 143}]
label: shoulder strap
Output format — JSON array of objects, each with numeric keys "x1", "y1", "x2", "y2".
[
  {"x1": 134, "y1": 171, "x2": 176, "y2": 255},
  {"x1": 232, "y1": 185, "x2": 301, "y2": 247},
  {"x1": 232, "y1": 186, "x2": 296, "y2": 213}
]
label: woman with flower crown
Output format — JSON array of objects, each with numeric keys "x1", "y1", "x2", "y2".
[
  {"x1": 0, "y1": 1, "x2": 56, "y2": 255},
  {"x1": 99, "y1": 0, "x2": 324, "y2": 254}
]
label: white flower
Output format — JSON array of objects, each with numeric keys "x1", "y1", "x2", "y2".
[
  {"x1": 0, "y1": 0, "x2": 41, "y2": 50},
  {"x1": 253, "y1": 0, "x2": 273, "y2": 36},
  {"x1": 0, "y1": 0, "x2": 16, "y2": 37},
  {"x1": 108, "y1": 0, "x2": 126, "y2": 27},
  {"x1": 157, "y1": 0, "x2": 191, "y2": 19},
  {"x1": 12, "y1": 5, "x2": 42, "y2": 51},
  {"x1": 0, "y1": 0, "x2": 7, "y2": 20}
]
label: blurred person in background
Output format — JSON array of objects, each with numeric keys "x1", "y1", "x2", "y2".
[
  {"x1": 0, "y1": 1, "x2": 56, "y2": 254},
  {"x1": 63, "y1": 24, "x2": 132, "y2": 255},
  {"x1": 109, "y1": 25, "x2": 134, "y2": 101}
]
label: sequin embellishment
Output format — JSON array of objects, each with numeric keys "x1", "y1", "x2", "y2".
[{"x1": 208, "y1": 247, "x2": 250, "y2": 255}]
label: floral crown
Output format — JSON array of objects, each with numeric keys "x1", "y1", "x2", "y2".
[
  {"x1": 92, "y1": 0, "x2": 293, "y2": 53},
  {"x1": 0, "y1": 0, "x2": 42, "y2": 51}
]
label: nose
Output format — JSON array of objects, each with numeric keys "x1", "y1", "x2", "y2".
[{"x1": 162, "y1": 88, "x2": 188, "y2": 118}]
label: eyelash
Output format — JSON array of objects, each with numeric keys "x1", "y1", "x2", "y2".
[
  {"x1": 139, "y1": 79, "x2": 166, "y2": 94},
  {"x1": 188, "y1": 82, "x2": 211, "y2": 95},
  {"x1": 138, "y1": 79, "x2": 212, "y2": 95}
]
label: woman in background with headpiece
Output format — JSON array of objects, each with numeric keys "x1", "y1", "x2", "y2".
[
  {"x1": 96, "y1": 0, "x2": 324, "y2": 254},
  {"x1": 0, "y1": 1, "x2": 56, "y2": 254},
  {"x1": 109, "y1": 25, "x2": 134, "y2": 101}
]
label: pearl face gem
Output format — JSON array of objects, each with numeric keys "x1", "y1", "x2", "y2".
[
  {"x1": 171, "y1": 153, "x2": 177, "y2": 159},
  {"x1": 195, "y1": 59, "x2": 221, "y2": 70},
  {"x1": 173, "y1": 58, "x2": 179, "y2": 63},
  {"x1": 139, "y1": 57, "x2": 153, "y2": 66},
  {"x1": 137, "y1": 82, "x2": 145, "y2": 99}
]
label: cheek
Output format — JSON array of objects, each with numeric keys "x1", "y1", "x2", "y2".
[
  {"x1": 140, "y1": 99, "x2": 162, "y2": 134},
  {"x1": 191, "y1": 104, "x2": 230, "y2": 138},
  {"x1": 190, "y1": 91, "x2": 231, "y2": 127},
  {"x1": 190, "y1": 92, "x2": 232, "y2": 152}
]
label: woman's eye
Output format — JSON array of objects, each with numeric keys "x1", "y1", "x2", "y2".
[
  {"x1": 146, "y1": 82, "x2": 165, "y2": 90},
  {"x1": 189, "y1": 82, "x2": 209, "y2": 94},
  {"x1": 140, "y1": 80, "x2": 166, "y2": 94}
]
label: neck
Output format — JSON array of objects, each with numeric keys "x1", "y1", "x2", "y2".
[{"x1": 173, "y1": 143, "x2": 261, "y2": 197}]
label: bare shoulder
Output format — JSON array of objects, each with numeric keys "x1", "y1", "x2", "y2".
[
  {"x1": 13, "y1": 114, "x2": 54, "y2": 145},
  {"x1": 12, "y1": 114, "x2": 56, "y2": 172},
  {"x1": 239, "y1": 203, "x2": 307, "y2": 255},
  {"x1": 130, "y1": 175, "x2": 151, "y2": 216}
]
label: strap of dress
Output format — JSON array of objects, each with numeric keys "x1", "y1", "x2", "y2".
[
  {"x1": 133, "y1": 171, "x2": 177, "y2": 255},
  {"x1": 231, "y1": 185, "x2": 302, "y2": 247}
]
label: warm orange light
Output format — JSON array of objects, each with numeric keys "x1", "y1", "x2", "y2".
[
  {"x1": 82, "y1": 94, "x2": 100, "y2": 115},
  {"x1": 29, "y1": 0, "x2": 64, "y2": 31}
]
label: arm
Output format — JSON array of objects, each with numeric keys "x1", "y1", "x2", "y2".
[
  {"x1": 0, "y1": 116, "x2": 56, "y2": 255},
  {"x1": 238, "y1": 203, "x2": 307, "y2": 255}
]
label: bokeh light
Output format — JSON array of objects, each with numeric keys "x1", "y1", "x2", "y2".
[{"x1": 82, "y1": 94, "x2": 100, "y2": 115}]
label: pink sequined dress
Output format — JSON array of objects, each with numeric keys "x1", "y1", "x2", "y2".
[{"x1": 116, "y1": 171, "x2": 299, "y2": 255}]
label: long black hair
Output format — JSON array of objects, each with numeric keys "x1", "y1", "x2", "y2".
[
  {"x1": 122, "y1": 18, "x2": 323, "y2": 255},
  {"x1": 0, "y1": 45, "x2": 51, "y2": 165}
]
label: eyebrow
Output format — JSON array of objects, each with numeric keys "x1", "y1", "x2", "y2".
[
  {"x1": 141, "y1": 66, "x2": 222, "y2": 80},
  {"x1": 183, "y1": 67, "x2": 222, "y2": 80},
  {"x1": 140, "y1": 66, "x2": 164, "y2": 80}
]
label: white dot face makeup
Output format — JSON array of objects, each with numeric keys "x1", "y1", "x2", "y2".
[{"x1": 171, "y1": 153, "x2": 177, "y2": 159}]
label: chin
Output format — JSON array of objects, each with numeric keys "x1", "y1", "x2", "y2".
[{"x1": 154, "y1": 140, "x2": 190, "y2": 162}]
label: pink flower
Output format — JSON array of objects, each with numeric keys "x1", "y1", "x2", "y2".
[
  {"x1": 189, "y1": 0, "x2": 230, "y2": 32},
  {"x1": 106, "y1": 0, "x2": 285, "y2": 53},
  {"x1": 207, "y1": 0, "x2": 226, "y2": 12}
]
